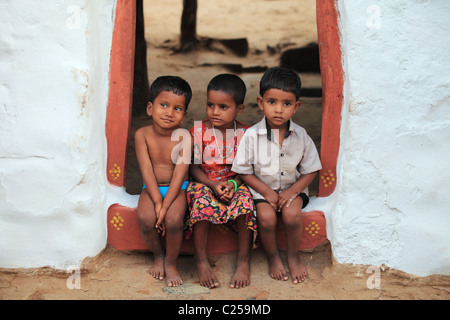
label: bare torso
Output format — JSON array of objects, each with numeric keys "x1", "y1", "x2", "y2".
[{"x1": 138, "y1": 125, "x2": 188, "y2": 186}]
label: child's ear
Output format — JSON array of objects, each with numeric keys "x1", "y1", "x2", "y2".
[
  {"x1": 256, "y1": 96, "x2": 264, "y2": 111},
  {"x1": 236, "y1": 104, "x2": 245, "y2": 116},
  {"x1": 294, "y1": 100, "x2": 301, "y2": 113},
  {"x1": 146, "y1": 101, "x2": 153, "y2": 116}
]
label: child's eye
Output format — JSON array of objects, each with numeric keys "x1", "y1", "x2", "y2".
[
  {"x1": 219, "y1": 104, "x2": 229, "y2": 110},
  {"x1": 160, "y1": 103, "x2": 167, "y2": 108},
  {"x1": 267, "y1": 99, "x2": 275, "y2": 105},
  {"x1": 174, "y1": 106, "x2": 183, "y2": 112},
  {"x1": 284, "y1": 101, "x2": 292, "y2": 106}
]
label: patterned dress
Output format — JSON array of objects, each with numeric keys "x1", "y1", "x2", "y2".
[{"x1": 185, "y1": 120, "x2": 257, "y2": 245}]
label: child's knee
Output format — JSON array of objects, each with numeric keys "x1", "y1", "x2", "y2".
[
  {"x1": 282, "y1": 209, "x2": 302, "y2": 229},
  {"x1": 258, "y1": 214, "x2": 277, "y2": 232},
  {"x1": 164, "y1": 214, "x2": 184, "y2": 232},
  {"x1": 137, "y1": 214, "x2": 154, "y2": 234},
  {"x1": 137, "y1": 204, "x2": 155, "y2": 228}
]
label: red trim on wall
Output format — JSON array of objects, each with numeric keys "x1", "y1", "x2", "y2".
[
  {"x1": 105, "y1": 0, "x2": 137, "y2": 187},
  {"x1": 316, "y1": 0, "x2": 344, "y2": 197}
]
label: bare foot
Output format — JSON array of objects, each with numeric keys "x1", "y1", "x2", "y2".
[
  {"x1": 268, "y1": 254, "x2": 288, "y2": 281},
  {"x1": 197, "y1": 258, "x2": 219, "y2": 288},
  {"x1": 165, "y1": 261, "x2": 183, "y2": 287},
  {"x1": 229, "y1": 257, "x2": 250, "y2": 289},
  {"x1": 148, "y1": 256, "x2": 164, "y2": 281},
  {"x1": 288, "y1": 254, "x2": 308, "y2": 284}
]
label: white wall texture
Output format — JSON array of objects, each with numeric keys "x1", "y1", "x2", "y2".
[
  {"x1": 0, "y1": 0, "x2": 117, "y2": 268},
  {"x1": 328, "y1": 0, "x2": 450, "y2": 276},
  {"x1": 0, "y1": 0, "x2": 448, "y2": 277}
]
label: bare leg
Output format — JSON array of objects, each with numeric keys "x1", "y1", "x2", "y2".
[
  {"x1": 282, "y1": 197, "x2": 307, "y2": 284},
  {"x1": 137, "y1": 191, "x2": 165, "y2": 280},
  {"x1": 256, "y1": 203, "x2": 288, "y2": 281},
  {"x1": 229, "y1": 215, "x2": 251, "y2": 288},
  {"x1": 163, "y1": 190, "x2": 187, "y2": 287},
  {"x1": 194, "y1": 220, "x2": 220, "y2": 288}
]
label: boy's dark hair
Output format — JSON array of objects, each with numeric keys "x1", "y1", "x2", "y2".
[
  {"x1": 148, "y1": 75, "x2": 192, "y2": 111},
  {"x1": 259, "y1": 67, "x2": 302, "y2": 100},
  {"x1": 207, "y1": 74, "x2": 247, "y2": 106}
]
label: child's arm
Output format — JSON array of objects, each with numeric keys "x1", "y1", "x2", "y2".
[
  {"x1": 240, "y1": 174, "x2": 279, "y2": 211},
  {"x1": 221, "y1": 174, "x2": 243, "y2": 202},
  {"x1": 155, "y1": 130, "x2": 191, "y2": 234},
  {"x1": 189, "y1": 126, "x2": 228, "y2": 199},
  {"x1": 135, "y1": 128, "x2": 163, "y2": 209},
  {"x1": 279, "y1": 131, "x2": 322, "y2": 210},
  {"x1": 232, "y1": 128, "x2": 279, "y2": 209},
  {"x1": 155, "y1": 161, "x2": 189, "y2": 234},
  {"x1": 278, "y1": 171, "x2": 318, "y2": 210}
]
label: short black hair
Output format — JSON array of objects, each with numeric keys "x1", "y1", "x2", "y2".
[
  {"x1": 207, "y1": 73, "x2": 247, "y2": 106},
  {"x1": 259, "y1": 67, "x2": 302, "y2": 100},
  {"x1": 148, "y1": 76, "x2": 192, "y2": 111}
]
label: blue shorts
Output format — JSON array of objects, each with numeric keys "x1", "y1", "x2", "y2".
[{"x1": 143, "y1": 180, "x2": 189, "y2": 200}]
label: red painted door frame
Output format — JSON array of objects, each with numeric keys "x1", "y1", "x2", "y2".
[
  {"x1": 104, "y1": 0, "x2": 343, "y2": 253},
  {"x1": 105, "y1": 0, "x2": 343, "y2": 197},
  {"x1": 316, "y1": 0, "x2": 343, "y2": 197},
  {"x1": 106, "y1": 0, "x2": 136, "y2": 188}
]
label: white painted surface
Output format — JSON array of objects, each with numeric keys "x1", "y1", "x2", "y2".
[
  {"x1": 0, "y1": 0, "x2": 448, "y2": 276},
  {"x1": 0, "y1": 0, "x2": 117, "y2": 268},
  {"x1": 326, "y1": 0, "x2": 450, "y2": 276}
]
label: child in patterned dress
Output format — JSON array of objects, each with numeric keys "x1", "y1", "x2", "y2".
[{"x1": 186, "y1": 74, "x2": 257, "y2": 289}]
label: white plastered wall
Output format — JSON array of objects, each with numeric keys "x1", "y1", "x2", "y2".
[
  {"x1": 0, "y1": 0, "x2": 117, "y2": 269},
  {"x1": 1, "y1": 0, "x2": 449, "y2": 277},
  {"x1": 328, "y1": 0, "x2": 450, "y2": 276}
]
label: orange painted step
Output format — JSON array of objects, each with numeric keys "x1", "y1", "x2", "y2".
[{"x1": 107, "y1": 204, "x2": 327, "y2": 254}]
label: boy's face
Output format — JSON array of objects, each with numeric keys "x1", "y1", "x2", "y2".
[
  {"x1": 147, "y1": 90, "x2": 187, "y2": 130},
  {"x1": 206, "y1": 90, "x2": 244, "y2": 129},
  {"x1": 257, "y1": 88, "x2": 300, "y2": 129}
]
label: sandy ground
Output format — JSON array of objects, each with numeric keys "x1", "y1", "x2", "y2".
[
  {"x1": 1, "y1": 244, "x2": 449, "y2": 300},
  {"x1": 1, "y1": 0, "x2": 448, "y2": 301}
]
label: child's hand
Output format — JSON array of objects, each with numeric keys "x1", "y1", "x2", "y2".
[
  {"x1": 155, "y1": 206, "x2": 167, "y2": 236},
  {"x1": 278, "y1": 189, "x2": 298, "y2": 211},
  {"x1": 213, "y1": 181, "x2": 230, "y2": 203},
  {"x1": 263, "y1": 189, "x2": 279, "y2": 211},
  {"x1": 220, "y1": 182, "x2": 236, "y2": 203}
]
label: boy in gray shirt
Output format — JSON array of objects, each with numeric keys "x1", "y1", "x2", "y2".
[{"x1": 232, "y1": 67, "x2": 321, "y2": 284}]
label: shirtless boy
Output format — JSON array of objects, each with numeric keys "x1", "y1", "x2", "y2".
[{"x1": 135, "y1": 76, "x2": 192, "y2": 287}]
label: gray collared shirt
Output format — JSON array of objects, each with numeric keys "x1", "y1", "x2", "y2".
[{"x1": 231, "y1": 117, "x2": 322, "y2": 200}]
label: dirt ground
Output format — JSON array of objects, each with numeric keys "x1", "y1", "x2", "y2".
[
  {"x1": 1, "y1": 244, "x2": 449, "y2": 300},
  {"x1": 1, "y1": 0, "x2": 448, "y2": 301}
]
